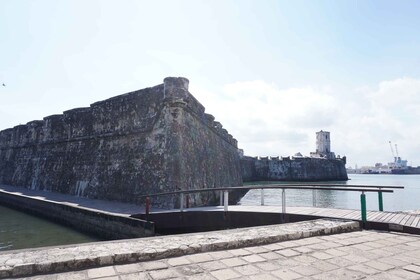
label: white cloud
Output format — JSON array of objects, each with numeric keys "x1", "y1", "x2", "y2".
[{"x1": 191, "y1": 77, "x2": 420, "y2": 167}]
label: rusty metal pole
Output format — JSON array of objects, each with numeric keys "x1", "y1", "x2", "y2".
[
  {"x1": 145, "y1": 196, "x2": 150, "y2": 218},
  {"x1": 180, "y1": 193, "x2": 184, "y2": 212},
  {"x1": 186, "y1": 194, "x2": 190, "y2": 208}
]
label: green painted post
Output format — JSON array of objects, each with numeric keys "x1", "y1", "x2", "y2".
[
  {"x1": 378, "y1": 188, "x2": 383, "y2": 211},
  {"x1": 360, "y1": 192, "x2": 367, "y2": 227}
]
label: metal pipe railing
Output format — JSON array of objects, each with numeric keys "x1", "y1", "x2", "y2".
[{"x1": 141, "y1": 183, "x2": 404, "y2": 227}]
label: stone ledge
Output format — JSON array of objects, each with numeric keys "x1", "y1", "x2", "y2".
[{"x1": 0, "y1": 219, "x2": 359, "y2": 279}]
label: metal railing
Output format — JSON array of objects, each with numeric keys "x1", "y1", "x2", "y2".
[{"x1": 140, "y1": 184, "x2": 404, "y2": 225}]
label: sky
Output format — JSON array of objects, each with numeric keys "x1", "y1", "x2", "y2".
[{"x1": 1, "y1": 0, "x2": 420, "y2": 168}]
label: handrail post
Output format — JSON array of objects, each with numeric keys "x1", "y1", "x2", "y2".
[
  {"x1": 224, "y1": 190, "x2": 229, "y2": 212},
  {"x1": 378, "y1": 188, "x2": 383, "y2": 211},
  {"x1": 281, "y1": 188, "x2": 286, "y2": 222},
  {"x1": 282, "y1": 188, "x2": 286, "y2": 213},
  {"x1": 186, "y1": 194, "x2": 190, "y2": 208},
  {"x1": 360, "y1": 191, "x2": 367, "y2": 227},
  {"x1": 261, "y1": 188, "x2": 265, "y2": 206},
  {"x1": 180, "y1": 193, "x2": 184, "y2": 212},
  {"x1": 312, "y1": 188, "x2": 316, "y2": 207},
  {"x1": 145, "y1": 196, "x2": 150, "y2": 218},
  {"x1": 220, "y1": 190, "x2": 223, "y2": 206}
]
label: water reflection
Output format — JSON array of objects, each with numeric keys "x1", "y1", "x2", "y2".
[
  {"x1": 0, "y1": 204, "x2": 98, "y2": 251},
  {"x1": 240, "y1": 175, "x2": 418, "y2": 211}
]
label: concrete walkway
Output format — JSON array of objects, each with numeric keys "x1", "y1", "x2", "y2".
[{"x1": 19, "y1": 229, "x2": 420, "y2": 280}]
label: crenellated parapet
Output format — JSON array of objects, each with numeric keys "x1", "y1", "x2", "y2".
[
  {"x1": 0, "y1": 78, "x2": 238, "y2": 150},
  {"x1": 241, "y1": 154, "x2": 348, "y2": 182},
  {"x1": 163, "y1": 77, "x2": 238, "y2": 148}
]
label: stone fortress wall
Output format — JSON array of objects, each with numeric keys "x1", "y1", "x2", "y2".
[
  {"x1": 241, "y1": 130, "x2": 348, "y2": 182},
  {"x1": 241, "y1": 155, "x2": 348, "y2": 182},
  {"x1": 0, "y1": 77, "x2": 243, "y2": 208}
]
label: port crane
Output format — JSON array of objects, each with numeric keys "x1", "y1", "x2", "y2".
[
  {"x1": 389, "y1": 141, "x2": 396, "y2": 161},
  {"x1": 388, "y1": 141, "x2": 407, "y2": 169}
]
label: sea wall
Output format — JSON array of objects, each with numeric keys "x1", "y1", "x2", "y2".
[
  {"x1": 241, "y1": 156, "x2": 348, "y2": 181},
  {"x1": 0, "y1": 189, "x2": 154, "y2": 239},
  {"x1": 0, "y1": 77, "x2": 243, "y2": 208}
]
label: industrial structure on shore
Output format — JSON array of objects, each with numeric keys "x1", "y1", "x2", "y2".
[{"x1": 347, "y1": 141, "x2": 420, "y2": 175}]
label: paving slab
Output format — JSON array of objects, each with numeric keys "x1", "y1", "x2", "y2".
[
  {"x1": 0, "y1": 219, "x2": 358, "y2": 278},
  {"x1": 14, "y1": 229, "x2": 420, "y2": 280}
]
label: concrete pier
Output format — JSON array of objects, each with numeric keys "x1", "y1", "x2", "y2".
[{"x1": 0, "y1": 185, "x2": 154, "y2": 240}]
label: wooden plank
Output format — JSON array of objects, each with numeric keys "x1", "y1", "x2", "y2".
[
  {"x1": 395, "y1": 213, "x2": 408, "y2": 225},
  {"x1": 389, "y1": 213, "x2": 403, "y2": 224},
  {"x1": 297, "y1": 207, "x2": 325, "y2": 216},
  {"x1": 397, "y1": 213, "x2": 410, "y2": 225},
  {"x1": 289, "y1": 207, "x2": 314, "y2": 214},
  {"x1": 414, "y1": 216, "x2": 420, "y2": 228},
  {"x1": 411, "y1": 216, "x2": 420, "y2": 228},
  {"x1": 383, "y1": 213, "x2": 400, "y2": 223},
  {"x1": 328, "y1": 209, "x2": 354, "y2": 218},
  {"x1": 371, "y1": 212, "x2": 391, "y2": 222},
  {"x1": 312, "y1": 208, "x2": 335, "y2": 215},
  {"x1": 405, "y1": 215, "x2": 416, "y2": 227},
  {"x1": 378, "y1": 212, "x2": 395, "y2": 222},
  {"x1": 347, "y1": 211, "x2": 361, "y2": 220},
  {"x1": 334, "y1": 210, "x2": 355, "y2": 218},
  {"x1": 368, "y1": 211, "x2": 385, "y2": 220},
  {"x1": 341, "y1": 210, "x2": 359, "y2": 219},
  {"x1": 366, "y1": 211, "x2": 378, "y2": 220},
  {"x1": 399, "y1": 214, "x2": 411, "y2": 226}
]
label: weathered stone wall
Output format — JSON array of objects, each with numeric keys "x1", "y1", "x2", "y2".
[
  {"x1": 0, "y1": 190, "x2": 154, "y2": 239},
  {"x1": 241, "y1": 156, "x2": 348, "y2": 182},
  {"x1": 0, "y1": 77, "x2": 243, "y2": 208}
]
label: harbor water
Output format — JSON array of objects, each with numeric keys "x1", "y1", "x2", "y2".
[
  {"x1": 240, "y1": 174, "x2": 420, "y2": 212},
  {"x1": 0, "y1": 205, "x2": 99, "y2": 251}
]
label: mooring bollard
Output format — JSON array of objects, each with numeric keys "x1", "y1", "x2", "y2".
[
  {"x1": 360, "y1": 191, "x2": 367, "y2": 227},
  {"x1": 261, "y1": 188, "x2": 265, "y2": 206},
  {"x1": 378, "y1": 188, "x2": 383, "y2": 211},
  {"x1": 224, "y1": 191, "x2": 229, "y2": 212},
  {"x1": 145, "y1": 196, "x2": 150, "y2": 217}
]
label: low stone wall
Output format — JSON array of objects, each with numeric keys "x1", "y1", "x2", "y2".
[
  {"x1": 0, "y1": 219, "x2": 359, "y2": 278},
  {"x1": 0, "y1": 190, "x2": 154, "y2": 240}
]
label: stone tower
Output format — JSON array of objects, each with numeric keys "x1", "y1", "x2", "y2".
[
  {"x1": 310, "y1": 130, "x2": 336, "y2": 159},
  {"x1": 316, "y1": 130, "x2": 331, "y2": 154}
]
